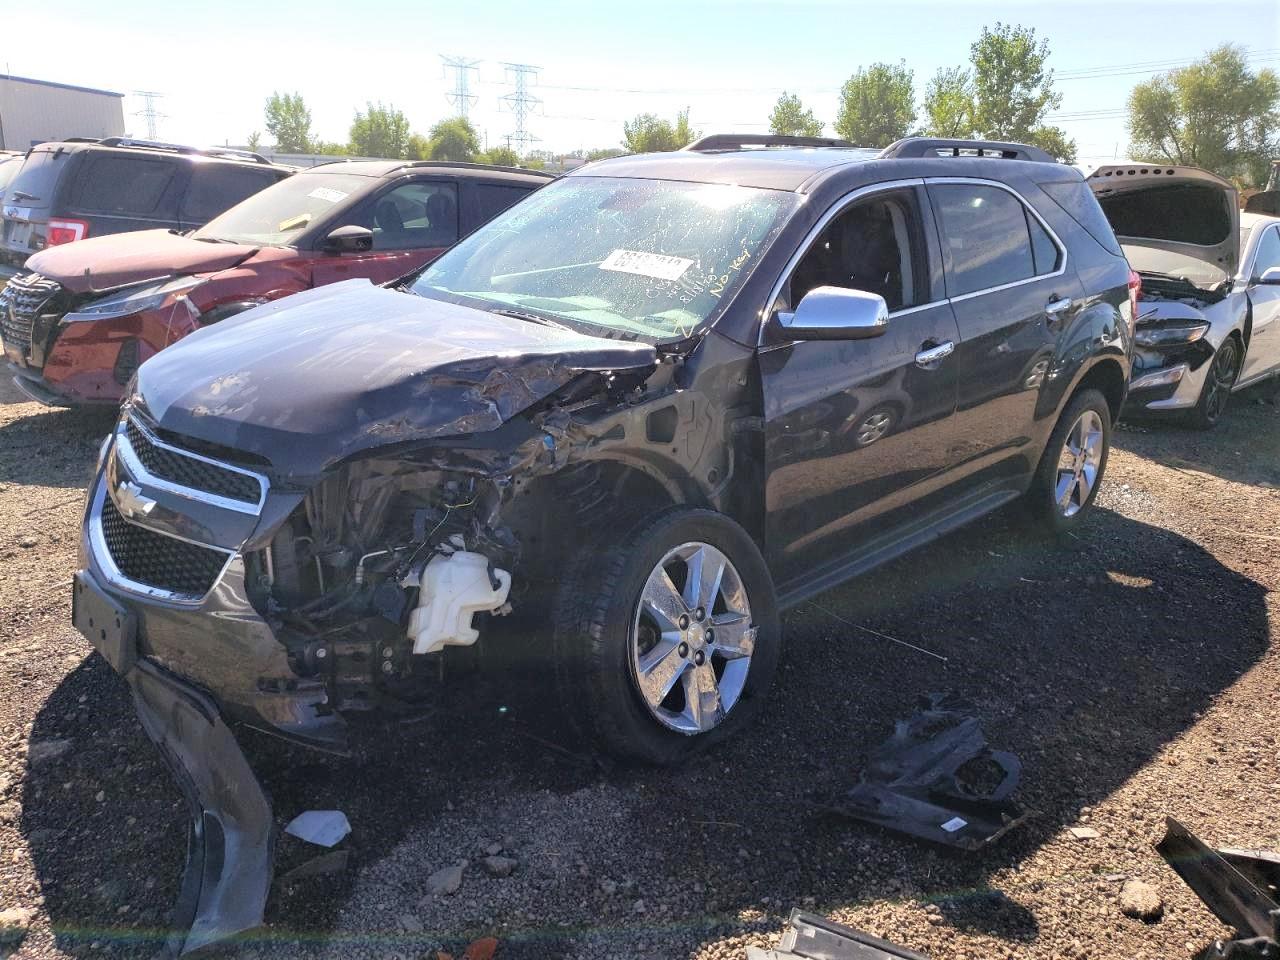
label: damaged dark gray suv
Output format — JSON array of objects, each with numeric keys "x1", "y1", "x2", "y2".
[{"x1": 77, "y1": 135, "x2": 1133, "y2": 771}]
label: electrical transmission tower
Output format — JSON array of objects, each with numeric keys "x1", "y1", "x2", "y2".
[
  {"x1": 133, "y1": 91, "x2": 166, "y2": 140},
  {"x1": 499, "y1": 63, "x2": 542, "y2": 154},
  {"x1": 440, "y1": 56, "x2": 480, "y2": 120}
]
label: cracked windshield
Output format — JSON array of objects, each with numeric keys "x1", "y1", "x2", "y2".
[{"x1": 1, "y1": 0, "x2": 1278, "y2": 959}]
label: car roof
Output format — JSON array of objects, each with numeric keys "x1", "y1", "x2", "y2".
[
  {"x1": 30, "y1": 139, "x2": 293, "y2": 172},
  {"x1": 299, "y1": 159, "x2": 555, "y2": 185},
  {"x1": 573, "y1": 146, "x2": 1073, "y2": 193},
  {"x1": 1242, "y1": 211, "x2": 1280, "y2": 230}
]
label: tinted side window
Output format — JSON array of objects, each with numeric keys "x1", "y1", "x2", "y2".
[
  {"x1": 181, "y1": 164, "x2": 282, "y2": 223},
  {"x1": 788, "y1": 189, "x2": 927, "y2": 312},
  {"x1": 1027, "y1": 210, "x2": 1061, "y2": 275},
  {"x1": 73, "y1": 155, "x2": 177, "y2": 216},
  {"x1": 1254, "y1": 226, "x2": 1280, "y2": 277},
  {"x1": 5, "y1": 149, "x2": 68, "y2": 209},
  {"x1": 474, "y1": 183, "x2": 533, "y2": 225},
  {"x1": 1041, "y1": 179, "x2": 1123, "y2": 256},
  {"x1": 931, "y1": 183, "x2": 1035, "y2": 297}
]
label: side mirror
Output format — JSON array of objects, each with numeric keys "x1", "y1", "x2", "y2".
[
  {"x1": 1256, "y1": 266, "x2": 1280, "y2": 286},
  {"x1": 323, "y1": 225, "x2": 373, "y2": 254},
  {"x1": 777, "y1": 286, "x2": 889, "y2": 341}
]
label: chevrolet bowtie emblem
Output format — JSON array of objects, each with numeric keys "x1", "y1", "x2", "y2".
[{"x1": 116, "y1": 480, "x2": 157, "y2": 519}]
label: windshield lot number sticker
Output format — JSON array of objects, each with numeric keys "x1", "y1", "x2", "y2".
[
  {"x1": 307, "y1": 187, "x2": 349, "y2": 204},
  {"x1": 601, "y1": 249, "x2": 693, "y2": 282}
]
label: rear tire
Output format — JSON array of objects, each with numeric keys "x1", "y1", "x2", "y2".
[
  {"x1": 552, "y1": 508, "x2": 780, "y2": 765},
  {"x1": 1187, "y1": 336, "x2": 1241, "y2": 429},
  {"x1": 1026, "y1": 388, "x2": 1112, "y2": 534}
]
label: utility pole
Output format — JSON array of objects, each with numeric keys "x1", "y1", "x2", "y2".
[
  {"x1": 133, "y1": 91, "x2": 166, "y2": 140},
  {"x1": 499, "y1": 63, "x2": 541, "y2": 155},
  {"x1": 440, "y1": 55, "x2": 480, "y2": 120}
]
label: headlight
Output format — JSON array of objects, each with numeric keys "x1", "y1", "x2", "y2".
[
  {"x1": 1134, "y1": 322, "x2": 1210, "y2": 348},
  {"x1": 64, "y1": 276, "x2": 204, "y2": 323}
]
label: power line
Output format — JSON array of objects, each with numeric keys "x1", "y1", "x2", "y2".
[
  {"x1": 132, "y1": 90, "x2": 166, "y2": 140},
  {"x1": 500, "y1": 63, "x2": 542, "y2": 154},
  {"x1": 440, "y1": 55, "x2": 480, "y2": 120}
]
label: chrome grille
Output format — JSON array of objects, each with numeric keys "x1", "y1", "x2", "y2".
[
  {"x1": 98, "y1": 494, "x2": 230, "y2": 599},
  {"x1": 0, "y1": 272, "x2": 61, "y2": 355},
  {"x1": 124, "y1": 417, "x2": 264, "y2": 507}
]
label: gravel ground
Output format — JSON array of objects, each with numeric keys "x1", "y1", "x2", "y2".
[{"x1": 1, "y1": 375, "x2": 1279, "y2": 960}]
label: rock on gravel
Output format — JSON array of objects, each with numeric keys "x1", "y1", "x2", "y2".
[
  {"x1": 425, "y1": 863, "x2": 465, "y2": 896},
  {"x1": 26, "y1": 738, "x2": 72, "y2": 766},
  {"x1": 1118, "y1": 879, "x2": 1164, "y2": 922},
  {"x1": 0, "y1": 907, "x2": 32, "y2": 947},
  {"x1": 480, "y1": 855, "x2": 518, "y2": 878}
]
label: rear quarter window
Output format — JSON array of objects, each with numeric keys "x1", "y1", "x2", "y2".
[
  {"x1": 1041, "y1": 179, "x2": 1125, "y2": 257},
  {"x1": 71, "y1": 155, "x2": 178, "y2": 217},
  {"x1": 180, "y1": 163, "x2": 286, "y2": 224}
]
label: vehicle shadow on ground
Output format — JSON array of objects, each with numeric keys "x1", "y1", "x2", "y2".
[
  {"x1": 20, "y1": 504, "x2": 1270, "y2": 959},
  {"x1": 1117, "y1": 381, "x2": 1280, "y2": 487},
  {"x1": 0, "y1": 403, "x2": 114, "y2": 489}
]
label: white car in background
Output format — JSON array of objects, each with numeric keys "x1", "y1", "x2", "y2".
[{"x1": 1087, "y1": 163, "x2": 1280, "y2": 427}]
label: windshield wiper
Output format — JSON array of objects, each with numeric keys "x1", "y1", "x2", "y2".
[
  {"x1": 193, "y1": 236, "x2": 240, "y2": 244},
  {"x1": 487, "y1": 307, "x2": 573, "y2": 331},
  {"x1": 10, "y1": 191, "x2": 37, "y2": 202}
]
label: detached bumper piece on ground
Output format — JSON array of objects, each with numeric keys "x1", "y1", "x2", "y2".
[
  {"x1": 1157, "y1": 817, "x2": 1280, "y2": 959},
  {"x1": 830, "y1": 693, "x2": 1027, "y2": 851},
  {"x1": 747, "y1": 909, "x2": 928, "y2": 960},
  {"x1": 73, "y1": 571, "x2": 274, "y2": 956}
]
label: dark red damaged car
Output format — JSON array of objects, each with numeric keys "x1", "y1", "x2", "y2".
[{"x1": 0, "y1": 160, "x2": 552, "y2": 406}]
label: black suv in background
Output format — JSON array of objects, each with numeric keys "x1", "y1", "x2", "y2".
[
  {"x1": 0, "y1": 138, "x2": 292, "y2": 279},
  {"x1": 74, "y1": 135, "x2": 1132, "y2": 950}
]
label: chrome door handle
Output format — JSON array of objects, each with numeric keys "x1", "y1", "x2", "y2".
[
  {"x1": 915, "y1": 340, "x2": 955, "y2": 368},
  {"x1": 1045, "y1": 297, "x2": 1073, "y2": 315}
]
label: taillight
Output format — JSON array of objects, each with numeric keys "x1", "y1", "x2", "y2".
[
  {"x1": 1126, "y1": 269, "x2": 1141, "y2": 335},
  {"x1": 46, "y1": 218, "x2": 89, "y2": 246}
]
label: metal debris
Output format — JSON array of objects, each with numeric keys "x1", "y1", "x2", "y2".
[
  {"x1": 829, "y1": 693, "x2": 1026, "y2": 851},
  {"x1": 746, "y1": 908, "x2": 929, "y2": 960}
]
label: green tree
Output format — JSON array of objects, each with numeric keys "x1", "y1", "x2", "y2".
[
  {"x1": 349, "y1": 102, "x2": 411, "y2": 159},
  {"x1": 835, "y1": 62, "x2": 916, "y2": 147},
  {"x1": 585, "y1": 146, "x2": 626, "y2": 162},
  {"x1": 311, "y1": 141, "x2": 349, "y2": 156},
  {"x1": 622, "y1": 110, "x2": 698, "y2": 153},
  {"x1": 426, "y1": 117, "x2": 481, "y2": 162},
  {"x1": 769, "y1": 92, "x2": 823, "y2": 137},
  {"x1": 245, "y1": 131, "x2": 262, "y2": 152},
  {"x1": 264, "y1": 92, "x2": 312, "y2": 153},
  {"x1": 922, "y1": 67, "x2": 975, "y2": 138},
  {"x1": 481, "y1": 146, "x2": 520, "y2": 166},
  {"x1": 1128, "y1": 44, "x2": 1280, "y2": 186},
  {"x1": 970, "y1": 23, "x2": 1074, "y2": 160}
]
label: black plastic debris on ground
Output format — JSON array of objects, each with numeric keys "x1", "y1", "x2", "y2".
[
  {"x1": 746, "y1": 909, "x2": 929, "y2": 960},
  {"x1": 828, "y1": 693, "x2": 1027, "y2": 851},
  {"x1": 1156, "y1": 816, "x2": 1280, "y2": 959}
]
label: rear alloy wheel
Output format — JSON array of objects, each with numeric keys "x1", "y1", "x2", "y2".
[
  {"x1": 553, "y1": 508, "x2": 780, "y2": 765},
  {"x1": 1189, "y1": 337, "x2": 1241, "y2": 429},
  {"x1": 1027, "y1": 388, "x2": 1111, "y2": 533}
]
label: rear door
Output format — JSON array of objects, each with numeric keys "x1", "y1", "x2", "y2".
[
  {"x1": 178, "y1": 162, "x2": 287, "y2": 230},
  {"x1": 310, "y1": 177, "x2": 460, "y2": 286},
  {"x1": 926, "y1": 177, "x2": 1084, "y2": 474},
  {"x1": 1241, "y1": 222, "x2": 1280, "y2": 386},
  {"x1": 63, "y1": 151, "x2": 183, "y2": 238},
  {"x1": 760, "y1": 181, "x2": 961, "y2": 584}
]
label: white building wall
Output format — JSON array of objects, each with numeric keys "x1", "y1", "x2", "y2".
[{"x1": 0, "y1": 76, "x2": 125, "y2": 150}]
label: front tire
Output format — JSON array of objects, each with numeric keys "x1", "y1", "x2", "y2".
[
  {"x1": 1026, "y1": 388, "x2": 1111, "y2": 534},
  {"x1": 552, "y1": 508, "x2": 780, "y2": 765},
  {"x1": 1187, "y1": 336, "x2": 1241, "y2": 429}
]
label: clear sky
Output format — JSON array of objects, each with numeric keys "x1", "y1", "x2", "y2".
[{"x1": 9, "y1": 0, "x2": 1279, "y2": 161}]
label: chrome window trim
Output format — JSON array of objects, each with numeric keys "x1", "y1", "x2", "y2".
[
  {"x1": 122, "y1": 413, "x2": 268, "y2": 515},
  {"x1": 923, "y1": 176, "x2": 1069, "y2": 301},
  {"x1": 758, "y1": 178, "x2": 938, "y2": 346},
  {"x1": 89, "y1": 480, "x2": 236, "y2": 606}
]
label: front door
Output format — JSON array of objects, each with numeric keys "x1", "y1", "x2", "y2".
[
  {"x1": 310, "y1": 178, "x2": 460, "y2": 287},
  {"x1": 926, "y1": 178, "x2": 1085, "y2": 475},
  {"x1": 1241, "y1": 222, "x2": 1280, "y2": 387},
  {"x1": 760, "y1": 183, "x2": 961, "y2": 584}
]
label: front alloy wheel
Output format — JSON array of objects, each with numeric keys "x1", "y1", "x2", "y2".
[
  {"x1": 631, "y1": 542, "x2": 756, "y2": 734},
  {"x1": 1191, "y1": 338, "x2": 1240, "y2": 429}
]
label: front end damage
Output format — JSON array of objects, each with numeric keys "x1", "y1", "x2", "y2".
[{"x1": 76, "y1": 283, "x2": 757, "y2": 950}]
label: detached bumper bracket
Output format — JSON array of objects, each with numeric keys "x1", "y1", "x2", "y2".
[{"x1": 129, "y1": 661, "x2": 274, "y2": 956}]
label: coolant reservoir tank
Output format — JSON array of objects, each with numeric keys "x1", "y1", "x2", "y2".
[{"x1": 407, "y1": 551, "x2": 512, "y2": 656}]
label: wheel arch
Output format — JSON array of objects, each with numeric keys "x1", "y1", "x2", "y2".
[{"x1": 1071, "y1": 357, "x2": 1127, "y2": 426}]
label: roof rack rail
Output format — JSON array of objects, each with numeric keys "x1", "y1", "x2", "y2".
[
  {"x1": 684, "y1": 134, "x2": 857, "y2": 153},
  {"x1": 880, "y1": 137, "x2": 1057, "y2": 163},
  {"x1": 95, "y1": 137, "x2": 274, "y2": 165}
]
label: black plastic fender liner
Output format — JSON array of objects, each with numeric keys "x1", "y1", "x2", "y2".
[{"x1": 128, "y1": 660, "x2": 274, "y2": 956}]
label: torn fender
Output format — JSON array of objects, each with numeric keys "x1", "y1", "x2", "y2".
[{"x1": 129, "y1": 660, "x2": 273, "y2": 956}]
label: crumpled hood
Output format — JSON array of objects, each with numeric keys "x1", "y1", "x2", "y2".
[
  {"x1": 136, "y1": 279, "x2": 657, "y2": 476},
  {"x1": 1086, "y1": 164, "x2": 1239, "y2": 288},
  {"x1": 27, "y1": 229, "x2": 258, "y2": 293}
]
